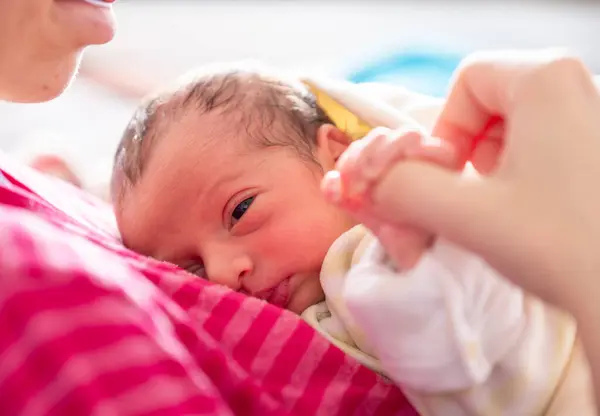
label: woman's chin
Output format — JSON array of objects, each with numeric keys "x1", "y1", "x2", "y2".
[{"x1": 15, "y1": 53, "x2": 82, "y2": 103}]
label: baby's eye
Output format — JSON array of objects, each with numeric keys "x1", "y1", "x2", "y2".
[{"x1": 231, "y1": 196, "x2": 255, "y2": 225}]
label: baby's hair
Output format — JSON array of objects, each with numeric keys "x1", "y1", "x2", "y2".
[{"x1": 111, "y1": 62, "x2": 334, "y2": 205}]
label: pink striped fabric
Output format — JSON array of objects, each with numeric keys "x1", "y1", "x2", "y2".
[{"x1": 0, "y1": 155, "x2": 418, "y2": 416}]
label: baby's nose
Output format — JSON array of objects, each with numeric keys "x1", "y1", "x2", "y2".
[{"x1": 205, "y1": 255, "x2": 253, "y2": 291}]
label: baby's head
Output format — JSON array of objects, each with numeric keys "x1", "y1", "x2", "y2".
[{"x1": 111, "y1": 64, "x2": 357, "y2": 313}]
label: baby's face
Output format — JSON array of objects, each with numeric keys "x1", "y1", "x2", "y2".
[{"x1": 117, "y1": 112, "x2": 355, "y2": 313}]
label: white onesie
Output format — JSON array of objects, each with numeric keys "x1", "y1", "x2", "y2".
[{"x1": 302, "y1": 226, "x2": 594, "y2": 415}]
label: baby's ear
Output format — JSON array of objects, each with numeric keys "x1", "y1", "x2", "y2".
[{"x1": 314, "y1": 124, "x2": 352, "y2": 169}]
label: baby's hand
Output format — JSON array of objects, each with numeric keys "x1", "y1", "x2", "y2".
[{"x1": 323, "y1": 127, "x2": 457, "y2": 269}]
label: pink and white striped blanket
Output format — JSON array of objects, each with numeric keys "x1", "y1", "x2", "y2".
[{"x1": 0, "y1": 152, "x2": 418, "y2": 415}]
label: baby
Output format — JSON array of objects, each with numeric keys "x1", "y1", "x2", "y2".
[{"x1": 111, "y1": 64, "x2": 593, "y2": 415}]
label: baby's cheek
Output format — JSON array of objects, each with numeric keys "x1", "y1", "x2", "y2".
[{"x1": 293, "y1": 226, "x2": 339, "y2": 271}]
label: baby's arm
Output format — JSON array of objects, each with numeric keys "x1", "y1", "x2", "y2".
[
  {"x1": 322, "y1": 128, "x2": 544, "y2": 393},
  {"x1": 342, "y1": 238, "x2": 529, "y2": 393}
]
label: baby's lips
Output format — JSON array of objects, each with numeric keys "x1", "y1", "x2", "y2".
[{"x1": 251, "y1": 287, "x2": 274, "y2": 301}]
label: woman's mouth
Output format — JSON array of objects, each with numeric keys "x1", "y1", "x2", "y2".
[
  {"x1": 54, "y1": 0, "x2": 117, "y2": 45},
  {"x1": 82, "y1": 0, "x2": 115, "y2": 7}
]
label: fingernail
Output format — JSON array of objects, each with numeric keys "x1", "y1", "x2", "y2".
[
  {"x1": 322, "y1": 171, "x2": 343, "y2": 203},
  {"x1": 421, "y1": 135, "x2": 443, "y2": 148}
]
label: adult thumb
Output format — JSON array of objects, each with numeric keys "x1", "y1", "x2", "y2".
[{"x1": 370, "y1": 160, "x2": 508, "y2": 253}]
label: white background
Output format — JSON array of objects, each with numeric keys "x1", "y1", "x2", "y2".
[{"x1": 1, "y1": 0, "x2": 599, "y2": 189}]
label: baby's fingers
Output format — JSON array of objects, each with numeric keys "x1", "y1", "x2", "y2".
[
  {"x1": 334, "y1": 127, "x2": 399, "y2": 204},
  {"x1": 404, "y1": 135, "x2": 458, "y2": 168},
  {"x1": 348, "y1": 204, "x2": 432, "y2": 271},
  {"x1": 324, "y1": 129, "x2": 457, "y2": 211},
  {"x1": 377, "y1": 224, "x2": 433, "y2": 270}
]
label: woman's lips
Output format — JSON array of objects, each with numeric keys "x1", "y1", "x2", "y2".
[{"x1": 82, "y1": 0, "x2": 115, "y2": 7}]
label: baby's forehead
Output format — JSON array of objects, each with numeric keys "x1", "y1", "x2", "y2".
[
  {"x1": 141, "y1": 130, "x2": 272, "y2": 205},
  {"x1": 152, "y1": 109, "x2": 264, "y2": 169},
  {"x1": 138, "y1": 72, "x2": 313, "y2": 185},
  {"x1": 173, "y1": 93, "x2": 288, "y2": 143}
]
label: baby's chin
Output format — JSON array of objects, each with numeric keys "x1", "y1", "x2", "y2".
[{"x1": 286, "y1": 272, "x2": 325, "y2": 314}]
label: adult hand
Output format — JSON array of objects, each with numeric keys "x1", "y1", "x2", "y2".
[
  {"x1": 323, "y1": 126, "x2": 456, "y2": 270},
  {"x1": 333, "y1": 50, "x2": 600, "y2": 317}
]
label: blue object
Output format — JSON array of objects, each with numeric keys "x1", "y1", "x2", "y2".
[{"x1": 347, "y1": 50, "x2": 462, "y2": 98}]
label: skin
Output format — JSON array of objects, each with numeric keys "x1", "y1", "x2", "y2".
[
  {"x1": 117, "y1": 111, "x2": 358, "y2": 314},
  {"x1": 116, "y1": 105, "x2": 457, "y2": 314},
  {"x1": 322, "y1": 126, "x2": 457, "y2": 269},
  {"x1": 0, "y1": 0, "x2": 116, "y2": 103}
]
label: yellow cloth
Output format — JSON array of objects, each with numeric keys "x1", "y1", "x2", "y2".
[
  {"x1": 303, "y1": 81, "x2": 373, "y2": 141},
  {"x1": 301, "y1": 77, "x2": 442, "y2": 141}
]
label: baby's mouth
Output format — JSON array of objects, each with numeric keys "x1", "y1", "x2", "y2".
[{"x1": 253, "y1": 277, "x2": 291, "y2": 308}]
